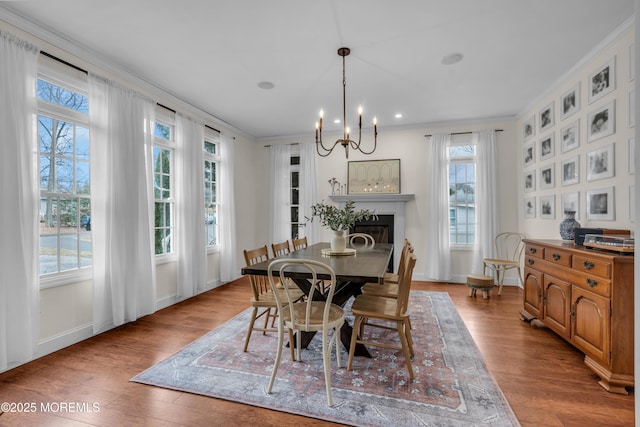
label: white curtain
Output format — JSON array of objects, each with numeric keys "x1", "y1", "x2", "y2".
[
  {"x1": 219, "y1": 132, "x2": 238, "y2": 282},
  {"x1": 299, "y1": 142, "x2": 319, "y2": 244},
  {"x1": 269, "y1": 144, "x2": 292, "y2": 246},
  {"x1": 175, "y1": 113, "x2": 206, "y2": 298},
  {"x1": 424, "y1": 133, "x2": 452, "y2": 281},
  {"x1": 89, "y1": 73, "x2": 157, "y2": 334},
  {"x1": 471, "y1": 130, "x2": 499, "y2": 273},
  {"x1": 0, "y1": 31, "x2": 40, "y2": 371}
]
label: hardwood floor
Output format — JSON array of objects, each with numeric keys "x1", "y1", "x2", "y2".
[{"x1": 0, "y1": 279, "x2": 634, "y2": 426}]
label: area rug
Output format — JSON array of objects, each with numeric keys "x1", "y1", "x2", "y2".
[{"x1": 131, "y1": 291, "x2": 520, "y2": 426}]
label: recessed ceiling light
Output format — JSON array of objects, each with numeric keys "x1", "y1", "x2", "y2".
[
  {"x1": 334, "y1": 119, "x2": 341, "y2": 124},
  {"x1": 395, "y1": 113, "x2": 403, "y2": 119},
  {"x1": 257, "y1": 81, "x2": 274, "y2": 90},
  {"x1": 441, "y1": 53, "x2": 464, "y2": 66}
]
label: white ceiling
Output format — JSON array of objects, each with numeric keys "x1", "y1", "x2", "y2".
[{"x1": 2, "y1": 1, "x2": 635, "y2": 139}]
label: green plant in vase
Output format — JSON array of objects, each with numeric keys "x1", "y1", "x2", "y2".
[{"x1": 307, "y1": 200, "x2": 376, "y2": 252}]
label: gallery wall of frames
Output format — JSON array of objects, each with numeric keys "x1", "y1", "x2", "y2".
[{"x1": 517, "y1": 23, "x2": 635, "y2": 239}]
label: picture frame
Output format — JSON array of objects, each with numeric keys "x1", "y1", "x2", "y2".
[
  {"x1": 586, "y1": 143, "x2": 615, "y2": 182},
  {"x1": 629, "y1": 137, "x2": 635, "y2": 174},
  {"x1": 540, "y1": 194, "x2": 555, "y2": 219},
  {"x1": 539, "y1": 133, "x2": 555, "y2": 161},
  {"x1": 560, "y1": 83, "x2": 580, "y2": 120},
  {"x1": 587, "y1": 100, "x2": 615, "y2": 143},
  {"x1": 561, "y1": 191, "x2": 580, "y2": 220},
  {"x1": 561, "y1": 156, "x2": 579, "y2": 186},
  {"x1": 539, "y1": 102, "x2": 554, "y2": 133},
  {"x1": 539, "y1": 164, "x2": 555, "y2": 189},
  {"x1": 347, "y1": 159, "x2": 401, "y2": 194},
  {"x1": 523, "y1": 116, "x2": 535, "y2": 142},
  {"x1": 523, "y1": 196, "x2": 536, "y2": 218},
  {"x1": 560, "y1": 119, "x2": 579, "y2": 153},
  {"x1": 586, "y1": 186, "x2": 615, "y2": 220},
  {"x1": 588, "y1": 56, "x2": 616, "y2": 104},
  {"x1": 523, "y1": 142, "x2": 535, "y2": 167},
  {"x1": 630, "y1": 185, "x2": 635, "y2": 222},
  {"x1": 524, "y1": 171, "x2": 536, "y2": 193},
  {"x1": 629, "y1": 90, "x2": 635, "y2": 128}
]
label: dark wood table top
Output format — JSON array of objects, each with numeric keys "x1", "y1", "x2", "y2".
[{"x1": 241, "y1": 242, "x2": 393, "y2": 284}]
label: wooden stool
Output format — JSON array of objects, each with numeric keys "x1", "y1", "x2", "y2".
[{"x1": 467, "y1": 274, "x2": 494, "y2": 299}]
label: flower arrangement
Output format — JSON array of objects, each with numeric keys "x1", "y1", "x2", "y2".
[{"x1": 307, "y1": 200, "x2": 377, "y2": 231}]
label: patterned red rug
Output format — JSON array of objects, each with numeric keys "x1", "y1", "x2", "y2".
[{"x1": 132, "y1": 291, "x2": 520, "y2": 426}]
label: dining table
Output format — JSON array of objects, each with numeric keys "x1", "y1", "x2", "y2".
[{"x1": 240, "y1": 241, "x2": 393, "y2": 357}]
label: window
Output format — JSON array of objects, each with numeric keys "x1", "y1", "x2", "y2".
[
  {"x1": 204, "y1": 129, "x2": 220, "y2": 247},
  {"x1": 290, "y1": 155, "x2": 302, "y2": 239},
  {"x1": 153, "y1": 115, "x2": 175, "y2": 255},
  {"x1": 448, "y1": 140, "x2": 476, "y2": 245},
  {"x1": 37, "y1": 76, "x2": 91, "y2": 276}
]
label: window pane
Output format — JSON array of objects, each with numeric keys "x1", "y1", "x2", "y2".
[
  {"x1": 76, "y1": 126, "x2": 90, "y2": 160},
  {"x1": 40, "y1": 235, "x2": 58, "y2": 275},
  {"x1": 38, "y1": 116, "x2": 53, "y2": 154},
  {"x1": 37, "y1": 79, "x2": 88, "y2": 113},
  {"x1": 291, "y1": 206, "x2": 299, "y2": 222},
  {"x1": 291, "y1": 171, "x2": 299, "y2": 188},
  {"x1": 449, "y1": 144, "x2": 475, "y2": 157},
  {"x1": 56, "y1": 158, "x2": 73, "y2": 193},
  {"x1": 76, "y1": 162, "x2": 90, "y2": 194},
  {"x1": 155, "y1": 122, "x2": 171, "y2": 140},
  {"x1": 57, "y1": 121, "x2": 74, "y2": 157},
  {"x1": 40, "y1": 156, "x2": 52, "y2": 191},
  {"x1": 290, "y1": 156, "x2": 300, "y2": 166},
  {"x1": 291, "y1": 188, "x2": 299, "y2": 205},
  {"x1": 204, "y1": 141, "x2": 216, "y2": 154},
  {"x1": 59, "y1": 234, "x2": 79, "y2": 271}
]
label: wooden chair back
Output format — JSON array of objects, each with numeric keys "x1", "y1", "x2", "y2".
[
  {"x1": 493, "y1": 232, "x2": 526, "y2": 262},
  {"x1": 243, "y1": 245, "x2": 271, "y2": 300},
  {"x1": 347, "y1": 233, "x2": 375, "y2": 248},
  {"x1": 271, "y1": 240, "x2": 291, "y2": 257},
  {"x1": 292, "y1": 236, "x2": 308, "y2": 251},
  {"x1": 395, "y1": 253, "x2": 417, "y2": 317}
]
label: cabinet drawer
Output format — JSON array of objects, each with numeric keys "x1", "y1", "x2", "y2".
[
  {"x1": 573, "y1": 273, "x2": 611, "y2": 297},
  {"x1": 572, "y1": 255, "x2": 611, "y2": 279},
  {"x1": 525, "y1": 243, "x2": 545, "y2": 259},
  {"x1": 543, "y1": 248, "x2": 572, "y2": 267}
]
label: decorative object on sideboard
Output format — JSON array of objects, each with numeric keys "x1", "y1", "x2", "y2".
[
  {"x1": 314, "y1": 47, "x2": 377, "y2": 158},
  {"x1": 559, "y1": 210, "x2": 581, "y2": 241}
]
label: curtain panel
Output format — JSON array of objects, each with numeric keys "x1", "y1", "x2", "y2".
[
  {"x1": 299, "y1": 142, "x2": 319, "y2": 244},
  {"x1": 0, "y1": 31, "x2": 40, "y2": 371},
  {"x1": 89, "y1": 73, "x2": 157, "y2": 333},
  {"x1": 471, "y1": 130, "x2": 498, "y2": 273},
  {"x1": 269, "y1": 144, "x2": 292, "y2": 246},
  {"x1": 424, "y1": 133, "x2": 452, "y2": 281},
  {"x1": 175, "y1": 113, "x2": 206, "y2": 299},
  {"x1": 219, "y1": 132, "x2": 237, "y2": 282}
]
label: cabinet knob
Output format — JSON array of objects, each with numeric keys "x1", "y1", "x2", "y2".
[
  {"x1": 586, "y1": 278, "x2": 598, "y2": 287},
  {"x1": 552, "y1": 253, "x2": 561, "y2": 261},
  {"x1": 529, "y1": 247, "x2": 537, "y2": 254},
  {"x1": 527, "y1": 258, "x2": 535, "y2": 266},
  {"x1": 583, "y1": 260, "x2": 595, "y2": 270}
]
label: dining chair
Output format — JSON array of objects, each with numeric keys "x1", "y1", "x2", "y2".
[
  {"x1": 483, "y1": 232, "x2": 525, "y2": 295},
  {"x1": 360, "y1": 240, "x2": 412, "y2": 299},
  {"x1": 292, "y1": 236, "x2": 308, "y2": 251},
  {"x1": 271, "y1": 240, "x2": 291, "y2": 257},
  {"x1": 267, "y1": 259, "x2": 345, "y2": 407},
  {"x1": 347, "y1": 252, "x2": 417, "y2": 380},
  {"x1": 242, "y1": 245, "x2": 304, "y2": 352},
  {"x1": 347, "y1": 233, "x2": 375, "y2": 248}
]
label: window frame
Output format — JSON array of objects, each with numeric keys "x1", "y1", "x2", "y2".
[
  {"x1": 204, "y1": 128, "x2": 221, "y2": 253},
  {"x1": 289, "y1": 152, "x2": 303, "y2": 240},
  {"x1": 448, "y1": 135, "x2": 477, "y2": 250},
  {"x1": 152, "y1": 109, "x2": 176, "y2": 263},
  {"x1": 37, "y1": 62, "x2": 93, "y2": 288}
]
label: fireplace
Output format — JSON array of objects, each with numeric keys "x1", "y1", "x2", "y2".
[
  {"x1": 351, "y1": 214, "x2": 394, "y2": 272},
  {"x1": 329, "y1": 193, "x2": 414, "y2": 273}
]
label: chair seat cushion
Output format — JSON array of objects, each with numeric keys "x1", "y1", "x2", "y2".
[
  {"x1": 361, "y1": 282, "x2": 399, "y2": 298},
  {"x1": 282, "y1": 301, "x2": 345, "y2": 330},
  {"x1": 351, "y1": 294, "x2": 405, "y2": 320}
]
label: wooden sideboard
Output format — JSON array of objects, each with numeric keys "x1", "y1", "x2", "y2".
[{"x1": 521, "y1": 239, "x2": 634, "y2": 394}]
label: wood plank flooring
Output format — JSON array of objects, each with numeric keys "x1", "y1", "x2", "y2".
[{"x1": 0, "y1": 279, "x2": 634, "y2": 426}]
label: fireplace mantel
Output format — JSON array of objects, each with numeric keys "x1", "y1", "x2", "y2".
[{"x1": 329, "y1": 194, "x2": 414, "y2": 271}]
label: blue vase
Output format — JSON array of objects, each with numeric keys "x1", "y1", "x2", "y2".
[{"x1": 559, "y1": 210, "x2": 580, "y2": 241}]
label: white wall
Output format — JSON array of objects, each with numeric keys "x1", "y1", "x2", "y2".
[
  {"x1": 264, "y1": 116, "x2": 519, "y2": 283},
  {"x1": 517, "y1": 24, "x2": 635, "y2": 238}
]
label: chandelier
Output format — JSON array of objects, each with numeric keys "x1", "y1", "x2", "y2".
[{"x1": 315, "y1": 47, "x2": 377, "y2": 158}]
